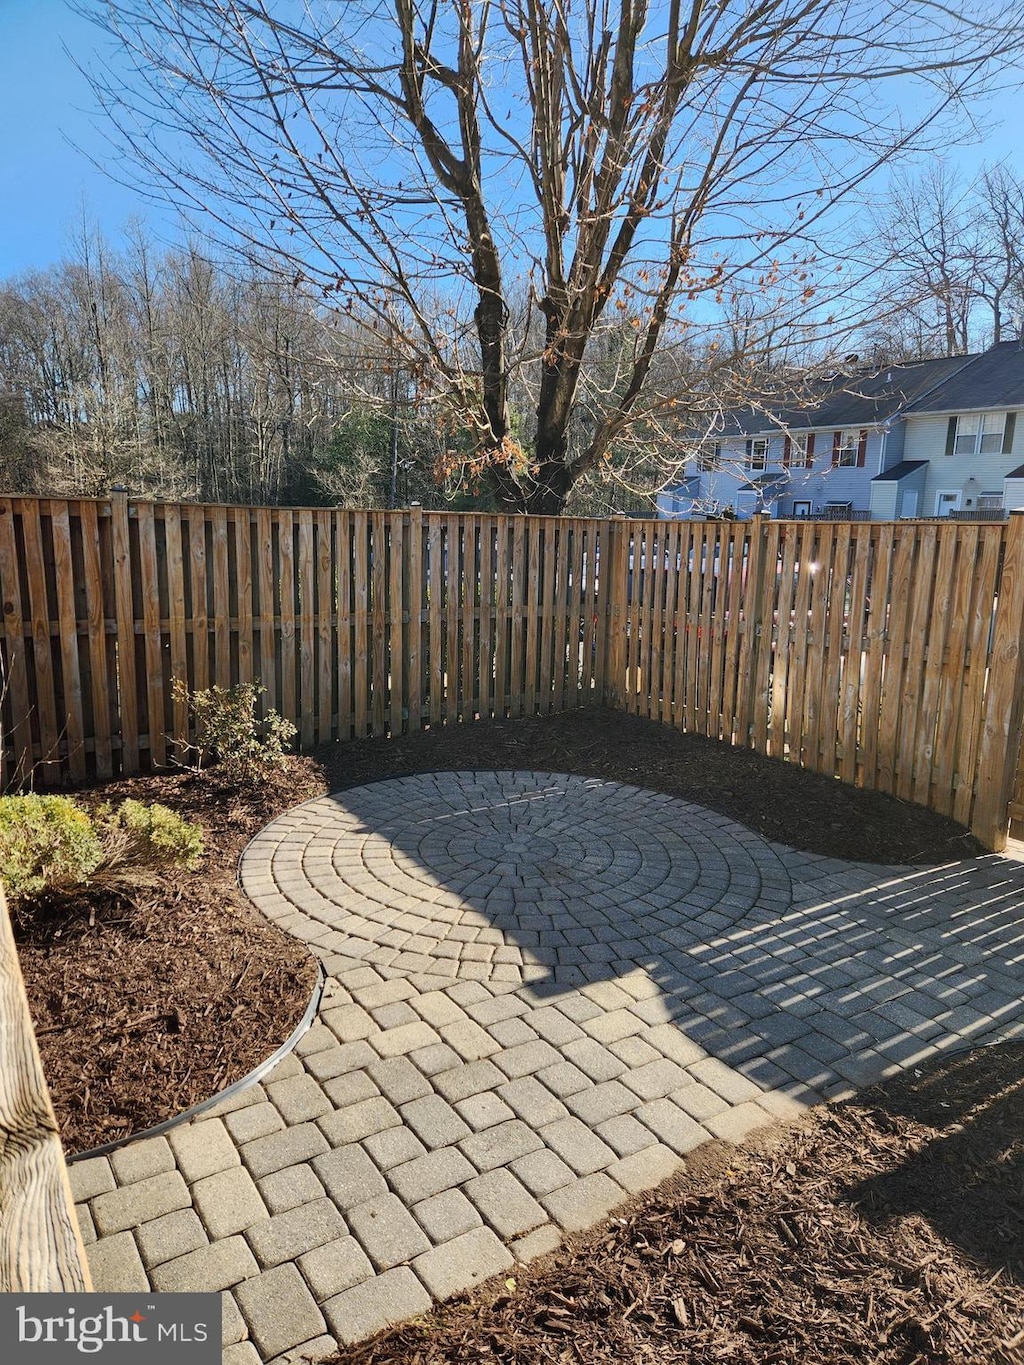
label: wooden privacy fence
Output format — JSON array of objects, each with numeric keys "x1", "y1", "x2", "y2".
[
  {"x1": 0, "y1": 493, "x2": 607, "y2": 786},
  {"x1": 611, "y1": 512, "x2": 1024, "y2": 850},
  {"x1": 3, "y1": 494, "x2": 1024, "y2": 849}
]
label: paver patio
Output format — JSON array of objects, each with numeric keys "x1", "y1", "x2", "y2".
[{"x1": 71, "y1": 772, "x2": 1024, "y2": 1362}]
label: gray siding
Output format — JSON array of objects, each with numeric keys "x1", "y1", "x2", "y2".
[{"x1": 905, "y1": 410, "x2": 1022, "y2": 514}]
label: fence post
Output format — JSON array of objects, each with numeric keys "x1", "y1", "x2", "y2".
[
  {"x1": 972, "y1": 510, "x2": 1024, "y2": 851},
  {"x1": 0, "y1": 882, "x2": 93, "y2": 1291},
  {"x1": 598, "y1": 517, "x2": 629, "y2": 708},
  {"x1": 734, "y1": 514, "x2": 770, "y2": 751}
]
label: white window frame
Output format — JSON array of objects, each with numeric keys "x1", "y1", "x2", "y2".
[
  {"x1": 747, "y1": 438, "x2": 768, "y2": 471},
  {"x1": 953, "y1": 412, "x2": 1005, "y2": 456},
  {"x1": 696, "y1": 441, "x2": 721, "y2": 472},
  {"x1": 834, "y1": 429, "x2": 860, "y2": 467}
]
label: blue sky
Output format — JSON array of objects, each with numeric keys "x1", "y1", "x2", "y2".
[{"x1": 1, "y1": 0, "x2": 1022, "y2": 281}]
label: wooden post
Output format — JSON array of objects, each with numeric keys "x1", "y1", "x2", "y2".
[
  {"x1": 0, "y1": 882, "x2": 92, "y2": 1292},
  {"x1": 598, "y1": 517, "x2": 628, "y2": 708},
  {"x1": 972, "y1": 511, "x2": 1024, "y2": 850}
]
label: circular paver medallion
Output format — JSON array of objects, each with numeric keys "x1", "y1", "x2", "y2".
[{"x1": 241, "y1": 772, "x2": 792, "y2": 987}]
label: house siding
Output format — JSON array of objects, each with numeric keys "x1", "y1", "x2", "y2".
[{"x1": 905, "y1": 410, "x2": 1023, "y2": 514}]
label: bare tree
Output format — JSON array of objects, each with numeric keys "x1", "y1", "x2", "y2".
[
  {"x1": 975, "y1": 164, "x2": 1024, "y2": 344},
  {"x1": 77, "y1": 1, "x2": 1024, "y2": 511}
]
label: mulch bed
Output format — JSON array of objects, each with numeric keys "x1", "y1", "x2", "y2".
[
  {"x1": 15, "y1": 706, "x2": 1022, "y2": 1363},
  {"x1": 15, "y1": 762, "x2": 324, "y2": 1155}
]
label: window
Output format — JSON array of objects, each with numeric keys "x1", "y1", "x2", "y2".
[
  {"x1": 832, "y1": 429, "x2": 867, "y2": 467},
  {"x1": 696, "y1": 441, "x2": 721, "y2": 472},
  {"x1": 952, "y1": 412, "x2": 1006, "y2": 455},
  {"x1": 746, "y1": 438, "x2": 768, "y2": 470}
]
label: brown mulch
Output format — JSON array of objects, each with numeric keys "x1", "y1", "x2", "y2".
[
  {"x1": 336, "y1": 1043, "x2": 1024, "y2": 1365},
  {"x1": 15, "y1": 761, "x2": 325, "y2": 1155}
]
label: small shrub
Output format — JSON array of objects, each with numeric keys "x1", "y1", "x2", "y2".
[
  {"x1": 99, "y1": 799, "x2": 204, "y2": 871},
  {"x1": 0, "y1": 794, "x2": 103, "y2": 898},
  {"x1": 172, "y1": 679, "x2": 296, "y2": 782}
]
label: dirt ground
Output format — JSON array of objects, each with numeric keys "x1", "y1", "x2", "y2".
[{"x1": 13, "y1": 707, "x2": 1021, "y2": 1362}]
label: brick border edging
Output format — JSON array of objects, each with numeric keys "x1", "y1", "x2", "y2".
[{"x1": 65, "y1": 960, "x2": 326, "y2": 1165}]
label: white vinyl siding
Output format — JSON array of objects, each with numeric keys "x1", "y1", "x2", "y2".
[{"x1": 904, "y1": 411, "x2": 1021, "y2": 511}]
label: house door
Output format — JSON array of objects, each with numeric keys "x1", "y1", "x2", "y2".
[
  {"x1": 935, "y1": 489, "x2": 961, "y2": 517},
  {"x1": 901, "y1": 490, "x2": 918, "y2": 517}
]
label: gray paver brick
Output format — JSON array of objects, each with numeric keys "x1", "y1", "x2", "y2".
[
  {"x1": 541, "y1": 1172, "x2": 625, "y2": 1232},
  {"x1": 347, "y1": 1193, "x2": 432, "y2": 1270},
  {"x1": 371, "y1": 1021, "x2": 443, "y2": 1057},
  {"x1": 399, "y1": 1094, "x2": 472, "y2": 1148},
  {"x1": 410, "y1": 1042, "x2": 463, "y2": 1075},
  {"x1": 493, "y1": 1039, "x2": 563, "y2": 1079},
  {"x1": 431, "y1": 1059, "x2": 506, "y2": 1103},
  {"x1": 440, "y1": 1018, "x2": 503, "y2": 1060},
  {"x1": 687, "y1": 1057, "x2": 764, "y2": 1103},
  {"x1": 454, "y1": 1090, "x2": 516, "y2": 1131},
  {"x1": 267, "y1": 1333, "x2": 340, "y2": 1364},
  {"x1": 235, "y1": 1262, "x2": 327, "y2": 1358},
  {"x1": 318, "y1": 1097, "x2": 402, "y2": 1145},
  {"x1": 497, "y1": 1076, "x2": 569, "y2": 1126},
  {"x1": 703, "y1": 1101, "x2": 774, "y2": 1144},
  {"x1": 564, "y1": 1079, "x2": 638, "y2": 1126},
  {"x1": 460, "y1": 1118, "x2": 544, "y2": 1172},
  {"x1": 412, "y1": 1226, "x2": 514, "y2": 1301},
  {"x1": 509, "y1": 1148, "x2": 577, "y2": 1197},
  {"x1": 313, "y1": 1145, "x2": 388, "y2": 1211},
  {"x1": 322, "y1": 1268, "x2": 431, "y2": 1346},
  {"x1": 76, "y1": 1205, "x2": 96, "y2": 1247},
  {"x1": 464, "y1": 1169, "x2": 548, "y2": 1239},
  {"x1": 246, "y1": 1197, "x2": 349, "y2": 1268},
  {"x1": 297, "y1": 1236, "x2": 375, "y2": 1301},
  {"x1": 528, "y1": 1005, "x2": 586, "y2": 1046},
  {"x1": 511, "y1": 1224, "x2": 562, "y2": 1264},
  {"x1": 486, "y1": 1016, "x2": 539, "y2": 1048},
  {"x1": 168, "y1": 1118, "x2": 239, "y2": 1183},
  {"x1": 362, "y1": 1125, "x2": 428, "y2": 1171},
  {"x1": 91, "y1": 1171, "x2": 191, "y2": 1236},
  {"x1": 225, "y1": 1101, "x2": 286, "y2": 1144},
  {"x1": 411, "y1": 990, "x2": 470, "y2": 1027},
  {"x1": 68, "y1": 1156, "x2": 115, "y2": 1203},
  {"x1": 110, "y1": 1136, "x2": 175, "y2": 1185},
  {"x1": 536, "y1": 1061, "x2": 592, "y2": 1098},
  {"x1": 85, "y1": 1231, "x2": 149, "y2": 1292},
  {"x1": 192, "y1": 1166, "x2": 269, "y2": 1238},
  {"x1": 584, "y1": 1008, "x2": 647, "y2": 1044},
  {"x1": 322, "y1": 1002, "x2": 379, "y2": 1042},
  {"x1": 294, "y1": 1021, "x2": 337, "y2": 1056},
  {"x1": 595, "y1": 1112, "x2": 659, "y2": 1157},
  {"x1": 643, "y1": 1023, "x2": 707, "y2": 1066},
  {"x1": 621, "y1": 1057, "x2": 692, "y2": 1101},
  {"x1": 221, "y1": 1291, "x2": 247, "y2": 1346},
  {"x1": 223, "y1": 1343, "x2": 261, "y2": 1365},
  {"x1": 323, "y1": 1070, "x2": 380, "y2": 1108},
  {"x1": 266, "y1": 1073, "x2": 334, "y2": 1123},
  {"x1": 258, "y1": 1164, "x2": 327, "y2": 1215},
  {"x1": 150, "y1": 1236, "x2": 260, "y2": 1293},
  {"x1": 561, "y1": 1038, "x2": 627, "y2": 1081},
  {"x1": 367, "y1": 1056, "x2": 433, "y2": 1104},
  {"x1": 135, "y1": 1208, "x2": 209, "y2": 1269},
  {"x1": 607, "y1": 1144, "x2": 681, "y2": 1194},
  {"x1": 387, "y1": 1148, "x2": 477, "y2": 1205},
  {"x1": 539, "y1": 1117, "x2": 616, "y2": 1175},
  {"x1": 672, "y1": 1081, "x2": 730, "y2": 1122},
  {"x1": 636, "y1": 1099, "x2": 711, "y2": 1155},
  {"x1": 411, "y1": 1189, "x2": 482, "y2": 1243}
]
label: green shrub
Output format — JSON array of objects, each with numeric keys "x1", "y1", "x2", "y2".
[
  {"x1": 0, "y1": 794, "x2": 103, "y2": 898},
  {"x1": 172, "y1": 679, "x2": 296, "y2": 782},
  {"x1": 99, "y1": 799, "x2": 204, "y2": 871}
]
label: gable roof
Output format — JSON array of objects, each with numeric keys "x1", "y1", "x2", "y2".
[
  {"x1": 722, "y1": 353, "x2": 976, "y2": 437},
  {"x1": 903, "y1": 340, "x2": 1024, "y2": 414}
]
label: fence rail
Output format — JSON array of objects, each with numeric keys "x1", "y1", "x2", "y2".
[{"x1": 3, "y1": 496, "x2": 1024, "y2": 850}]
